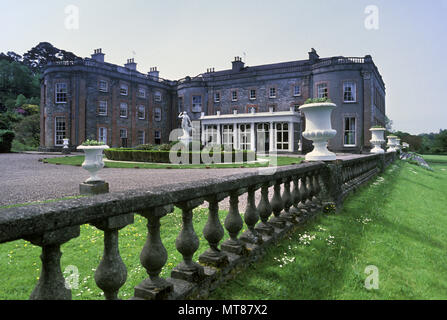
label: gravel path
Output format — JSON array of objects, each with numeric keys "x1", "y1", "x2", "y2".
[{"x1": 0, "y1": 153, "x2": 267, "y2": 210}]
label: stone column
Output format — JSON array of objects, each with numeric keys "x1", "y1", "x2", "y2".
[
  {"x1": 288, "y1": 122, "x2": 294, "y2": 152},
  {"x1": 250, "y1": 122, "x2": 256, "y2": 152},
  {"x1": 217, "y1": 124, "x2": 222, "y2": 145},
  {"x1": 201, "y1": 124, "x2": 206, "y2": 145},
  {"x1": 269, "y1": 122, "x2": 275, "y2": 152},
  {"x1": 233, "y1": 123, "x2": 239, "y2": 150}
]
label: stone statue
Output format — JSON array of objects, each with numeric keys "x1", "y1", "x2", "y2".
[{"x1": 178, "y1": 111, "x2": 194, "y2": 145}]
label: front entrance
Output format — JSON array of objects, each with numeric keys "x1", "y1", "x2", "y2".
[{"x1": 257, "y1": 123, "x2": 270, "y2": 153}]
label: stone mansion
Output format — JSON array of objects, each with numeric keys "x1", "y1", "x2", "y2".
[{"x1": 39, "y1": 48, "x2": 386, "y2": 153}]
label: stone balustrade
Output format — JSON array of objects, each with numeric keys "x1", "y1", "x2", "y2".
[{"x1": 0, "y1": 153, "x2": 396, "y2": 300}]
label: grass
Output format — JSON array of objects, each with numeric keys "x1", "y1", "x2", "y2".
[
  {"x1": 42, "y1": 155, "x2": 303, "y2": 169},
  {"x1": 209, "y1": 157, "x2": 447, "y2": 299}
]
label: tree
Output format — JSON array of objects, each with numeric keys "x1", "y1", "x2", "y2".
[
  {"x1": 22, "y1": 42, "x2": 79, "y2": 73},
  {"x1": 432, "y1": 129, "x2": 447, "y2": 154},
  {"x1": 13, "y1": 113, "x2": 40, "y2": 148}
]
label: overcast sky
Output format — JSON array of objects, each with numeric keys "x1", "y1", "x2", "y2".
[{"x1": 1, "y1": 0, "x2": 446, "y2": 135}]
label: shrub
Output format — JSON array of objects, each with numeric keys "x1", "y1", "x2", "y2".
[
  {"x1": 304, "y1": 97, "x2": 333, "y2": 104},
  {"x1": 0, "y1": 130, "x2": 15, "y2": 153},
  {"x1": 104, "y1": 148, "x2": 256, "y2": 164},
  {"x1": 82, "y1": 139, "x2": 105, "y2": 146}
]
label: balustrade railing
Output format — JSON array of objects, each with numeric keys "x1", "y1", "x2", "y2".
[{"x1": 0, "y1": 154, "x2": 395, "y2": 300}]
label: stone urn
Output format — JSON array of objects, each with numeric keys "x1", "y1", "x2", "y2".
[
  {"x1": 77, "y1": 145, "x2": 110, "y2": 183},
  {"x1": 299, "y1": 102, "x2": 337, "y2": 161},
  {"x1": 386, "y1": 135, "x2": 398, "y2": 152},
  {"x1": 62, "y1": 138, "x2": 70, "y2": 155},
  {"x1": 369, "y1": 127, "x2": 386, "y2": 154}
]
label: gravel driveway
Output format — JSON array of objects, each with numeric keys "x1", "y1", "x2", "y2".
[{"x1": 0, "y1": 153, "x2": 269, "y2": 210}]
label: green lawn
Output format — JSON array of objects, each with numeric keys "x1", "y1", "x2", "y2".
[
  {"x1": 209, "y1": 157, "x2": 447, "y2": 299},
  {"x1": 42, "y1": 155, "x2": 302, "y2": 169}
]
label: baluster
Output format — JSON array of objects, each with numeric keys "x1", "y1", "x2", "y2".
[
  {"x1": 240, "y1": 185, "x2": 262, "y2": 245},
  {"x1": 171, "y1": 199, "x2": 205, "y2": 282},
  {"x1": 269, "y1": 179, "x2": 286, "y2": 229},
  {"x1": 255, "y1": 182, "x2": 275, "y2": 237},
  {"x1": 221, "y1": 189, "x2": 247, "y2": 255},
  {"x1": 199, "y1": 193, "x2": 229, "y2": 268},
  {"x1": 311, "y1": 171, "x2": 322, "y2": 210},
  {"x1": 305, "y1": 174, "x2": 316, "y2": 212},
  {"x1": 27, "y1": 226, "x2": 80, "y2": 300},
  {"x1": 92, "y1": 214, "x2": 134, "y2": 300},
  {"x1": 297, "y1": 177, "x2": 309, "y2": 215},
  {"x1": 134, "y1": 205, "x2": 174, "y2": 300},
  {"x1": 289, "y1": 175, "x2": 301, "y2": 220},
  {"x1": 281, "y1": 177, "x2": 294, "y2": 222}
]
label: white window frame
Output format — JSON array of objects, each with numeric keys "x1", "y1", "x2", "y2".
[
  {"x1": 249, "y1": 89, "x2": 256, "y2": 100},
  {"x1": 54, "y1": 116, "x2": 66, "y2": 146},
  {"x1": 120, "y1": 103, "x2": 128, "y2": 118},
  {"x1": 293, "y1": 85, "x2": 301, "y2": 97},
  {"x1": 205, "y1": 125, "x2": 218, "y2": 145},
  {"x1": 317, "y1": 83, "x2": 328, "y2": 99},
  {"x1": 344, "y1": 117, "x2": 356, "y2": 147},
  {"x1": 214, "y1": 92, "x2": 220, "y2": 103},
  {"x1": 55, "y1": 83, "x2": 68, "y2": 104},
  {"x1": 138, "y1": 105, "x2": 145, "y2": 120},
  {"x1": 343, "y1": 81, "x2": 357, "y2": 103},
  {"x1": 192, "y1": 95, "x2": 202, "y2": 113},
  {"x1": 154, "y1": 107, "x2": 162, "y2": 122},
  {"x1": 138, "y1": 88, "x2": 146, "y2": 98},
  {"x1": 222, "y1": 124, "x2": 234, "y2": 148},
  {"x1": 120, "y1": 128, "x2": 128, "y2": 139},
  {"x1": 98, "y1": 101, "x2": 108, "y2": 116},
  {"x1": 154, "y1": 130, "x2": 161, "y2": 144},
  {"x1": 137, "y1": 130, "x2": 145, "y2": 145},
  {"x1": 239, "y1": 124, "x2": 251, "y2": 151},
  {"x1": 99, "y1": 80, "x2": 108, "y2": 92},
  {"x1": 269, "y1": 87, "x2": 276, "y2": 98},
  {"x1": 120, "y1": 84, "x2": 128, "y2": 96},
  {"x1": 232, "y1": 90, "x2": 238, "y2": 102},
  {"x1": 276, "y1": 122, "x2": 289, "y2": 151},
  {"x1": 154, "y1": 91, "x2": 162, "y2": 102},
  {"x1": 98, "y1": 127, "x2": 107, "y2": 144}
]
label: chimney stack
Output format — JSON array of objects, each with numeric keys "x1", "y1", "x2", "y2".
[
  {"x1": 148, "y1": 67, "x2": 159, "y2": 81},
  {"x1": 308, "y1": 48, "x2": 320, "y2": 63},
  {"x1": 232, "y1": 56, "x2": 245, "y2": 72},
  {"x1": 125, "y1": 58, "x2": 137, "y2": 71},
  {"x1": 91, "y1": 48, "x2": 105, "y2": 63}
]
